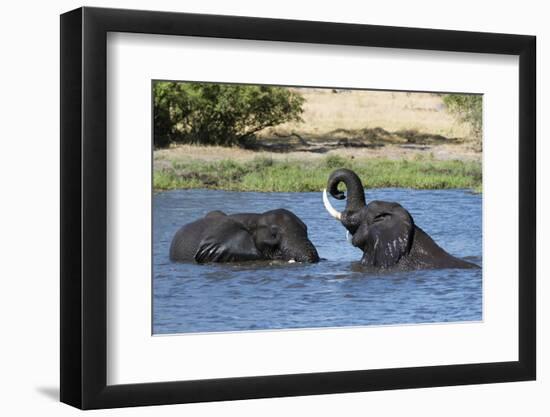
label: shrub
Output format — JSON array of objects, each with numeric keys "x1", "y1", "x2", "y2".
[
  {"x1": 443, "y1": 94, "x2": 483, "y2": 150},
  {"x1": 153, "y1": 82, "x2": 305, "y2": 148}
]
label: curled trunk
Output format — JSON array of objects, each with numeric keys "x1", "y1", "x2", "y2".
[{"x1": 326, "y1": 168, "x2": 366, "y2": 212}]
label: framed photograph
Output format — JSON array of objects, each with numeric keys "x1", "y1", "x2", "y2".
[{"x1": 60, "y1": 6, "x2": 536, "y2": 409}]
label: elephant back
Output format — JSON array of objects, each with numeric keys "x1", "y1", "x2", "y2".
[{"x1": 169, "y1": 218, "x2": 209, "y2": 261}]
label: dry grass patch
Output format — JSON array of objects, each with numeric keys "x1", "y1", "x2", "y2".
[{"x1": 260, "y1": 89, "x2": 473, "y2": 142}]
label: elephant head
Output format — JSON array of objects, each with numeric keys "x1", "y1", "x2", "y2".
[
  {"x1": 239, "y1": 209, "x2": 320, "y2": 263},
  {"x1": 322, "y1": 169, "x2": 414, "y2": 268}
]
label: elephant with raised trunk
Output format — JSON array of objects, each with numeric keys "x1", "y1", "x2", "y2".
[
  {"x1": 170, "y1": 209, "x2": 319, "y2": 264},
  {"x1": 323, "y1": 168, "x2": 479, "y2": 270}
]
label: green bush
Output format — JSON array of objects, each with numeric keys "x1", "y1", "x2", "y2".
[
  {"x1": 443, "y1": 94, "x2": 483, "y2": 149},
  {"x1": 153, "y1": 82, "x2": 305, "y2": 148}
]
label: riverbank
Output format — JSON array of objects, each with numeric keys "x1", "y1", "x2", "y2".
[
  {"x1": 153, "y1": 89, "x2": 482, "y2": 193},
  {"x1": 154, "y1": 152, "x2": 482, "y2": 192}
]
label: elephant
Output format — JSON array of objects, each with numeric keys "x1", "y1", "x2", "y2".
[
  {"x1": 322, "y1": 168, "x2": 480, "y2": 270},
  {"x1": 170, "y1": 209, "x2": 320, "y2": 263}
]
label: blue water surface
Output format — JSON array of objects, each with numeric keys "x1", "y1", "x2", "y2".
[{"x1": 153, "y1": 189, "x2": 482, "y2": 334}]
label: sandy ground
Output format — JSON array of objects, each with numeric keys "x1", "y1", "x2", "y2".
[
  {"x1": 154, "y1": 142, "x2": 480, "y2": 172},
  {"x1": 264, "y1": 89, "x2": 472, "y2": 138}
]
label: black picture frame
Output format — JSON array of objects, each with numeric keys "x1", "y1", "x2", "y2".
[{"x1": 60, "y1": 6, "x2": 536, "y2": 410}]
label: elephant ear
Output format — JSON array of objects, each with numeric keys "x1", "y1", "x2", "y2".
[
  {"x1": 359, "y1": 208, "x2": 414, "y2": 268},
  {"x1": 194, "y1": 218, "x2": 261, "y2": 263}
]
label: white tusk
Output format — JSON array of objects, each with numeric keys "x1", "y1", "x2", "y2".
[
  {"x1": 323, "y1": 189, "x2": 342, "y2": 220},
  {"x1": 346, "y1": 231, "x2": 353, "y2": 243}
]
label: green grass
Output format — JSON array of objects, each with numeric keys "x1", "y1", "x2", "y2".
[{"x1": 154, "y1": 155, "x2": 482, "y2": 192}]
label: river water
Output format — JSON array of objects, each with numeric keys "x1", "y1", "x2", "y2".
[{"x1": 153, "y1": 189, "x2": 482, "y2": 334}]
